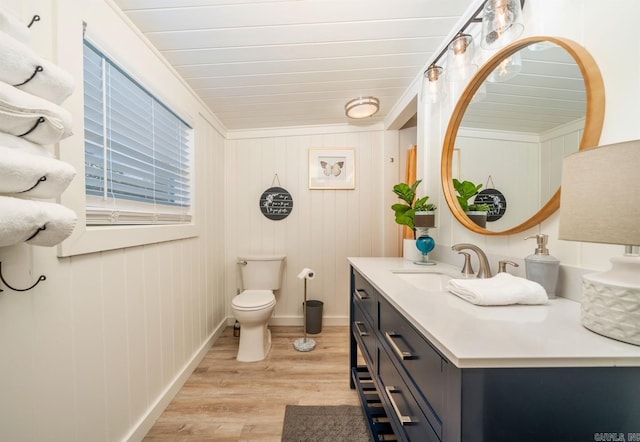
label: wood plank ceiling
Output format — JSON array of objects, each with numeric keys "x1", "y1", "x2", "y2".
[{"x1": 112, "y1": 0, "x2": 472, "y2": 131}]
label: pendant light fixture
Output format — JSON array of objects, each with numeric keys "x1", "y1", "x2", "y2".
[
  {"x1": 481, "y1": 0, "x2": 524, "y2": 50},
  {"x1": 445, "y1": 33, "x2": 478, "y2": 81},
  {"x1": 421, "y1": 65, "x2": 447, "y2": 103},
  {"x1": 345, "y1": 96, "x2": 380, "y2": 119}
]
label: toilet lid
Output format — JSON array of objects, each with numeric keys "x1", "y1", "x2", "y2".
[{"x1": 232, "y1": 290, "x2": 275, "y2": 310}]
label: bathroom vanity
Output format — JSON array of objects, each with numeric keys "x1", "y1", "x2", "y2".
[{"x1": 349, "y1": 257, "x2": 640, "y2": 442}]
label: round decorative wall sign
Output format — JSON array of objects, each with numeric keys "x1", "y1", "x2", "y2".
[
  {"x1": 474, "y1": 188, "x2": 507, "y2": 222},
  {"x1": 259, "y1": 187, "x2": 293, "y2": 220}
]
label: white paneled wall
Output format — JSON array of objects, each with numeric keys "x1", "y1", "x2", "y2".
[
  {"x1": 0, "y1": 1, "x2": 227, "y2": 441},
  {"x1": 225, "y1": 127, "x2": 398, "y2": 325}
]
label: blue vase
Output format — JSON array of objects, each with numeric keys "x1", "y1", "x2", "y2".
[{"x1": 414, "y1": 228, "x2": 436, "y2": 266}]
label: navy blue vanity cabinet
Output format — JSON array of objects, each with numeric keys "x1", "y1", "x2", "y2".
[
  {"x1": 351, "y1": 266, "x2": 443, "y2": 442},
  {"x1": 350, "y1": 265, "x2": 640, "y2": 442}
]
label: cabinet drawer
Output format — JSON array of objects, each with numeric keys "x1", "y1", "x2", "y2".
[
  {"x1": 353, "y1": 302, "x2": 377, "y2": 367},
  {"x1": 379, "y1": 296, "x2": 445, "y2": 424},
  {"x1": 379, "y1": 346, "x2": 440, "y2": 442},
  {"x1": 352, "y1": 270, "x2": 378, "y2": 327}
]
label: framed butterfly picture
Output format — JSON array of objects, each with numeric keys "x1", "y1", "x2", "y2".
[{"x1": 309, "y1": 148, "x2": 355, "y2": 189}]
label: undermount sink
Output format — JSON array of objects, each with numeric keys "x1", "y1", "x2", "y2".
[{"x1": 392, "y1": 271, "x2": 453, "y2": 292}]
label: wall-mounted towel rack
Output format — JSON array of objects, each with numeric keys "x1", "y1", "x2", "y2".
[
  {"x1": 27, "y1": 15, "x2": 40, "y2": 28},
  {"x1": 0, "y1": 261, "x2": 46, "y2": 292},
  {"x1": 13, "y1": 65, "x2": 43, "y2": 87}
]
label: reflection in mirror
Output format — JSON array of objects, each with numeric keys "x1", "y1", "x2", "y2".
[{"x1": 441, "y1": 37, "x2": 605, "y2": 235}]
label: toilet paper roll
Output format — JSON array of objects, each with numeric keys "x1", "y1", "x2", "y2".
[{"x1": 297, "y1": 267, "x2": 315, "y2": 280}]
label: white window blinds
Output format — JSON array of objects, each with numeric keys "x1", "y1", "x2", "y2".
[{"x1": 83, "y1": 40, "x2": 192, "y2": 225}]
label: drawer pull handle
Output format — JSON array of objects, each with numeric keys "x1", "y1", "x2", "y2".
[
  {"x1": 354, "y1": 321, "x2": 369, "y2": 336},
  {"x1": 385, "y1": 386, "x2": 417, "y2": 425},
  {"x1": 385, "y1": 331, "x2": 413, "y2": 360},
  {"x1": 354, "y1": 289, "x2": 369, "y2": 300}
]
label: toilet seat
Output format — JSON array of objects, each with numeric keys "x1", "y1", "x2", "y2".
[{"x1": 232, "y1": 290, "x2": 276, "y2": 311}]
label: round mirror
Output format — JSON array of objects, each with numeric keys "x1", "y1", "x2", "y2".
[{"x1": 441, "y1": 37, "x2": 604, "y2": 235}]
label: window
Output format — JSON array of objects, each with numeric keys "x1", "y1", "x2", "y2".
[{"x1": 83, "y1": 40, "x2": 192, "y2": 225}]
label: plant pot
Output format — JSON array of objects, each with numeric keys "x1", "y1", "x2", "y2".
[
  {"x1": 403, "y1": 239, "x2": 422, "y2": 261},
  {"x1": 414, "y1": 211, "x2": 436, "y2": 228},
  {"x1": 466, "y1": 211, "x2": 487, "y2": 228}
]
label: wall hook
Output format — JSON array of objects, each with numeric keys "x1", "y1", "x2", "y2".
[
  {"x1": 0, "y1": 262, "x2": 46, "y2": 292},
  {"x1": 27, "y1": 15, "x2": 40, "y2": 28},
  {"x1": 18, "y1": 116, "x2": 45, "y2": 137},
  {"x1": 13, "y1": 65, "x2": 43, "y2": 87}
]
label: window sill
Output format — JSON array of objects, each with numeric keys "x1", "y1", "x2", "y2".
[{"x1": 58, "y1": 223, "x2": 199, "y2": 257}]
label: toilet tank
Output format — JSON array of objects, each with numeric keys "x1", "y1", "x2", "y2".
[{"x1": 238, "y1": 255, "x2": 286, "y2": 290}]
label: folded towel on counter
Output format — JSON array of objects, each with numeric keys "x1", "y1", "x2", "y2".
[
  {"x1": 0, "y1": 195, "x2": 76, "y2": 247},
  {"x1": 0, "y1": 7, "x2": 30, "y2": 44},
  {"x1": 0, "y1": 33, "x2": 75, "y2": 104},
  {"x1": 0, "y1": 146, "x2": 76, "y2": 198},
  {"x1": 0, "y1": 131, "x2": 53, "y2": 157},
  {"x1": 0, "y1": 81, "x2": 73, "y2": 145},
  {"x1": 447, "y1": 273, "x2": 548, "y2": 306}
]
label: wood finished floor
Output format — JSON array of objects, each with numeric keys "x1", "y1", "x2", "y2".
[{"x1": 144, "y1": 326, "x2": 360, "y2": 441}]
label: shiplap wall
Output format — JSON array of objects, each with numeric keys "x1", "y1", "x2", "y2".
[
  {"x1": 224, "y1": 127, "x2": 399, "y2": 325},
  {"x1": 0, "y1": 1, "x2": 227, "y2": 441}
]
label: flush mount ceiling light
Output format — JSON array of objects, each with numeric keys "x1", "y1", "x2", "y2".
[
  {"x1": 345, "y1": 96, "x2": 380, "y2": 119},
  {"x1": 481, "y1": 0, "x2": 525, "y2": 50}
]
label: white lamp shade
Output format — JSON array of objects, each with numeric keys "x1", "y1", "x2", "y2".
[{"x1": 559, "y1": 140, "x2": 640, "y2": 246}]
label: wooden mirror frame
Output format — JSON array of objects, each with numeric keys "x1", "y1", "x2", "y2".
[{"x1": 441, "y1": 36, "x2": 605, "y2": 235}]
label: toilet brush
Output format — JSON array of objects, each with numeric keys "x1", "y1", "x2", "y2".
[{"x1": 294, "y1": 269, "x2": 316, "y2": 352}]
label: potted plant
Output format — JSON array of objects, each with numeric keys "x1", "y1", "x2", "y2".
[
  {"x1": 392, "y1": 180, "x2": 437, "y2": 238},
  {"x1": 453, "y1": 179, "x2": 490, "y2": 228}
]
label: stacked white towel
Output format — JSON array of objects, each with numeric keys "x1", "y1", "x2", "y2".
[
  {"x1": 0, "y1": 131, "x2": 52, "y2": 157},
  {"x1": 0, "y1": 80, "x2": 73, "y2": 145},
  {"x1": 0, "y1": 196, "x2": 76, "y2": 247},
  {"x1": 0, "y1": 7, "x2": 30, "y2": 44},
  {"x1": 0, "y1": 146, "x2": 76, "y2": 198},
  {"x1": 0, "y1": 32, "x2": 75, "y2": 104},
  {"x1": 447, "y1": 273, "x2": 548, "y2": 306}
]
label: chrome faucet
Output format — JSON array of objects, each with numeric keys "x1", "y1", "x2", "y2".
[{"x1": 451, "y1": 243, "x2": 493, "y2": 278}]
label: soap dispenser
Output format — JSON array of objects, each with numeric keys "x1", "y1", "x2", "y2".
[{"x1": 524, "y1": 234, "x2": 560, "y2": 298}]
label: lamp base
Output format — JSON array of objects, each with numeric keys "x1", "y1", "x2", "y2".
[{"x1": 581, "y1": 255, "x2": 640, "y2": 346}]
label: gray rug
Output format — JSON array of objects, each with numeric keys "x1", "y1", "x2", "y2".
[{"x1": 281, "y1": 405, "x2": 370, "y2": 442}]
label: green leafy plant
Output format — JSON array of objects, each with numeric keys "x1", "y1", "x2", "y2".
[
  {"x1": 391, "y1": 179, "x2": 436, "y2": 237},
  {"x1": 453, "y1": 179, "x2": 490, "y2": 212}
]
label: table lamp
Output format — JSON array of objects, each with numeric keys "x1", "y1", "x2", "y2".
[{"x1": 559, "y1": 140, "x2": 640, "y2": 345}]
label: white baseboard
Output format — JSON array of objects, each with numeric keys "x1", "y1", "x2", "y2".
[
  {"x1": 125, "y1": 318, "x2": 228, "y2": 442},
  {"x1": 227, "y1": 315, "x2": 349, "y2": 327}
]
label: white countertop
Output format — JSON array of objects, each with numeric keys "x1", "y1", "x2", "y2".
[{"x1": 348, "y1": 257, "x2": 640, "y2": 368}]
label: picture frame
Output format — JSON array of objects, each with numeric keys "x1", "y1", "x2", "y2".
[{"x1": 309, "y1": 148, "x2": 355, "y2": 189}]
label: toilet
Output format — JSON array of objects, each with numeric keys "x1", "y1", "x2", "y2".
[{"x1": 232, "y1": 255, "x2": 285, "y2": 362}]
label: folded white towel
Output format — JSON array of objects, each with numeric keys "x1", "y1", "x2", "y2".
[
  {"x1": 0, "y1": 81, "x2": 73, "y2": 145},
  {"x1": 0, "y1": 196, "x2": 76, "y2": 247},
  {"x1": 0, "y1": 33, "x2": 75, "y2": 104},
  {"x1": 0, "y1": 146, "x2": 76, "y2": 198},
  {"x1": 0, "y1": 7, "x2": 30, "y2": 44},
  {"x1": 447, "y1": 273, "x2": 548, "y2": 306},
  {"x1": 0, "y1": 131, "x2": 52, "y2": 157}
]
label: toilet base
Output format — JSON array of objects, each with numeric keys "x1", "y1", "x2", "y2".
[{"x1": 236, "y1": 322, "x2": 272, "y2": 362}]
